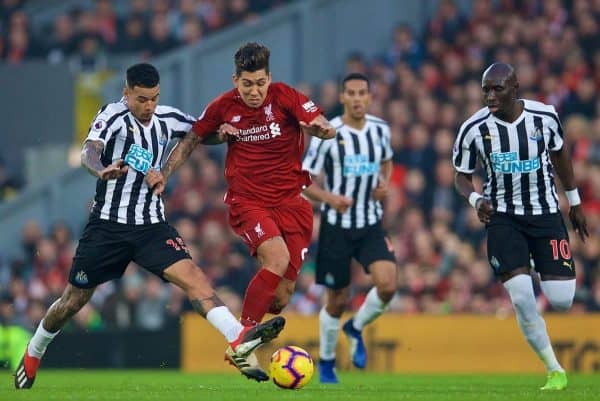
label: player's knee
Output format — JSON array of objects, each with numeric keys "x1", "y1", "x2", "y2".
[
  {"x1": 546, "y1": 294, "x2": 573, "y2": 311},
  {"x1": 377, "y1": 288, "x2": 395, "y2": 303},
  {"x1": 327, "y1": 292, "x2": 348, "y2": 315},
  {"x1": 376, "y1": 283, "x2": 396, "y2": 303}
]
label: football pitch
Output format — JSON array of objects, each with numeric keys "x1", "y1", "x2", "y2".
[{"x1": 3, "y1": 370, "x2": 600, "y2": 401}]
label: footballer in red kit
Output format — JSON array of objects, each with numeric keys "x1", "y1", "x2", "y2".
[
  {"x1": 192, "y1": 82, "x2": 318, "y2": 206},
  {"x1": 146, "y1": 42, "x2": 335, "y2": 376}
]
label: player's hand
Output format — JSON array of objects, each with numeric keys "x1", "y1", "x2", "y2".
[
  {"x1": 217, "y1": 123, "x2": 240, "y2": 142},
  {"x1": 372, "y1": 180, "x2": 389, "y2": 201},
  {"x1": 569, "y1": 204, "x2": 589, "y2": 243},
  {"x1": 98, "y1": 159, "x2": 128, "y2": 180},
  {"x1": 475, "y1": 197, "x2": 494, "y2": 224},
  {"x1": 146, "y1": 168, "x2": 166, "y2": 196},
  {"x1": 327, "y1": 194, "x2": 353, "y2": 213},
  {"x1": 300, "y1": 118, "x2": 335, "y2": 139}
]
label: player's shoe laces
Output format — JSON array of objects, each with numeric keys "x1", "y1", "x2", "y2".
[
  {"x1": 540, "y1": 370, "x2": 568, "y2": 391},
  {"x1": 342, "y1": 318, "x2": 367, "y2": 369},
  {"x1": 318, "y1": 358, "x2": 339, "y2": 384},
  {"x1": 225, "y1": 316, "x2": 286, "y2": 382},
  {"x1": 14, "y1": 349, "x2": 40, "y2": 389}
]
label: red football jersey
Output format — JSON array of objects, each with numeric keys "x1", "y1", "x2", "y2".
[{"x1": 192, "y1": 82, "x2": 322, "y2": 206}]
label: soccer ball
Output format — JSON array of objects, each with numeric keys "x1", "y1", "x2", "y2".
[{"x1": 269, "y1": 345, "x2": 314, "y2": 389}]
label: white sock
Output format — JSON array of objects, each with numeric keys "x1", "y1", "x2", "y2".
[
  {"x1": 540, "y1": 279, "x2": 575, "y2": 311},
  {"x1": 503, "y1": 275, "x2": 563, "y2": 372},
  {"x1": 28, "y1": 319, "x2": 59, "y2": 359},
  {"x1": 206, "y1": 306, "x2": 243, "y2": 343},
  {"x1": 352, "y1": 287, "x2": 387, "y2": 331},
  {"x1": 319, "y1": 307, "x2": 340, "y2": 361}
]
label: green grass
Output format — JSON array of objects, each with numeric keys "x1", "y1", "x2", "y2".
[{"x1": 2, "y1": 370, "x2": 600, "y2": 401}]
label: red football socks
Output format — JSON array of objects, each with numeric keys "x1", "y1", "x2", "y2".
[{"x1": 241, "y1": 268, "x2": 282, "y2": 326}]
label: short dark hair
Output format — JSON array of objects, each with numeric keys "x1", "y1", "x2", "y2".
[
  {"x1": 234, "y1": 42, "x2": 270, "y2": 76},
  {"x1": 342, "y1": 72, "x2": 370, "y2": 91},
  {"x1": 126, "y1": 63, "x2": 160, "y2": 89}
]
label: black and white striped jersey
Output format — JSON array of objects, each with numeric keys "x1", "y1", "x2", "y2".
[
  {"x1": 86, "y1": 99, "x2": 195, "y2": 224},
  {"x1": 303, "y1": 114, "x2": 393, "y2": 229},
  {"x1": 453, "y1": 99, "x2": 564, "y2": 215}
]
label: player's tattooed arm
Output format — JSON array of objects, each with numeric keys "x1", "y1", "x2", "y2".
[
  {"x1": 81, "y1": 140, "x2": 128, "y2": 180},
  {"x1": 161, "y1": 130, "x2": 201, "y2": 180},
  {"x1": 148, "y1": 131, "x2": 199, "y2": 196},
  {"x1": 190, "y1": 294, "x2": 226, "y2": 318}
]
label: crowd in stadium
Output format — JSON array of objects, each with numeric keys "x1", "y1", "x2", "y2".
[
  {"x1": 0, "y1": 0, "x2": 290, "y2": 69},
  {"x1": 1, "y1": 0, "x2": 600, "y2": 333}
]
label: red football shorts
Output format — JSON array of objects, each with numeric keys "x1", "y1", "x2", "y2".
[{"x1": 228, "y1": 196, "x2": 313, "y2": 281}]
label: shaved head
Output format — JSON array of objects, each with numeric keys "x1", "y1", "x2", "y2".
[{"x1": 482, "y1": 63, "x2": 517, "y2": 86}]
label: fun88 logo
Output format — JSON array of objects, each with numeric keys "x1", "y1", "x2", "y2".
[
  {"x1": 343, "y1": 154, "x2": 380, "y2": 176},
  {"x1": 491, "y1": 151, "x2": 540, "y2": 174},
  {"x1": 124, "y1": 144, "x2": 153, "y2": 175}
]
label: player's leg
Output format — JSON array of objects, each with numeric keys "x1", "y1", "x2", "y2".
[
  {"x1": 313, "y1": 220, "x2": 353, "y2": 383},
  {"x1": 162, "y1": 259, "x2": 284, "y2": 381},
  {"x1": 15, "y1": 217, "x2": 130, "y2": 389},
  {"x1": 532, "y1": 216, "x2": 576, "y2": 312},
  {"x1": 351, "y1": 261, "x2": 396, "y2": 330},
  {"x1": 228, "y1": 203, "x2": 289, "y2": 326},
  {"x1": 490, "y1": 214, "x2": 565, "y2": 390},
  {"x1": 501, "y1": 269, "x2": 566, "y2": 389},
  {"x1": 15, "y1": 284, "x2": 95, "y2": 389},
  {"x1": 318, "y1": 287, "x2": 349, "y2": 383},
  {"x1": 265, "y1": 196, "x2": 314, "y2": 317},
  {"x1": 344, "y1": 225, "x2": 397, "y2": 369},
  {"x1": 134, "y1": 224, "x2": 285, "y2": 382},
  {"x1": 241, "y1": 236, "x2": 289, "y2": 325},
  {"x1": 528, "y1": 216, "x2": 576, "y2": 390}
]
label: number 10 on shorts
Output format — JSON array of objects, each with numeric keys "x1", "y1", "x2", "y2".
[{"x1": 549, "y1": 239, "x2": 571, "y2": 260}]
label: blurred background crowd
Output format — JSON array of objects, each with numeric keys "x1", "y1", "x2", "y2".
[{"x1": 1, "y1": 0, "x2": 600, "y2": 334}]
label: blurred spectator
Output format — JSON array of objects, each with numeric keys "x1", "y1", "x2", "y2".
[
  {"x1": 385, "y1": 24, "x2": 424, "y2": 70},
  {"x1": 147, "y1": 14, "x2": 178, "y2": 56},
  {"x1": 68, "y1": 32, "x2": 107, "y2": 73},
  {"x1": 46, "y1": 14, "x2": 76, "y2": 64}
]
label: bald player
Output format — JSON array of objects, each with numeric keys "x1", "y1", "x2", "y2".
[{"x1": 452, "y1": 63, "x2": 588, "y2": 391}]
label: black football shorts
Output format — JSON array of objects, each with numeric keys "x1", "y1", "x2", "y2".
[
  {"x1": 68, "y1": 216, "x2": 191, "y2": 288},
  {"x1": 486, "y1": 212, "x2": 575, "y2": 278},
  {"x1": 315, "y1": 220, "x2": 396, "y2": 289}
]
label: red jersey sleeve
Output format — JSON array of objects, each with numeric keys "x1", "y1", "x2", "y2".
[
  {"x1": 191, "y1": 96, "x2": 224, "y2": 139},
  {"x1": 276, "y1": 83, "x2": 322, "y2": 124}
]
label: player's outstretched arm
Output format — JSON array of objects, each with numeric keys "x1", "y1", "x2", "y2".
[
  {"x1": 161, "y1": 130, "x2": 201, "y2": 180},
  {"x1": 81, "y1": 140, "x2": 128, "y2": 180},
  {"x1": 455, "y1": 172, "x2": 494, "y2": 223},
  {"x1": 550, "y1": 148, "x2": 589, "y2": 242},
  {"x1": 300, "y1": 115, "x2": 336, "y2": 139}
]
